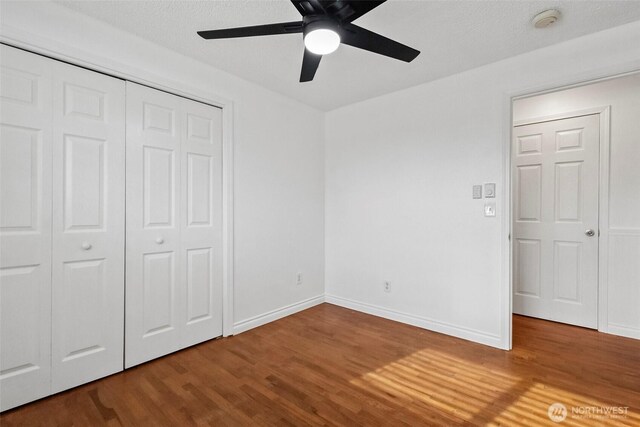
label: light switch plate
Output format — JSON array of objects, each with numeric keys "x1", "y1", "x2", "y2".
[
  {"x1": 484, "y1": 183, "x2": 496, "y2": 198},
  {"x1": 472, "y1": 185, "x2": 482, "y2": 199},
  {"x1": 484, "y1": 203, "x2": 496, "y2": 217}
]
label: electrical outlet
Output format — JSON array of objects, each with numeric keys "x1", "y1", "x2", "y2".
[
  {"x1": 384, "y1": 281, "x2": 391, "y2": 293},
  {"x1": 296, "y1": 272, "x2": 303, "y2": 286}
]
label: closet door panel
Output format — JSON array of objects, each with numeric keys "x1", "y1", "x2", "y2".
[
  {"x1": 126, "y1": 82, "x2": 182, "y2": 367},
  {"x1": 0, "y1": 46, "x2": 53, "y2": 411},
  {"x1": 180, "y1": 99, "x2": 223, "y2": 346},
  {"x1": 126, "y1": 83, "x2": 223, "y2": 367},
  {"x1": 51, "y1": 62, "x2": 125, "y2": 392}
]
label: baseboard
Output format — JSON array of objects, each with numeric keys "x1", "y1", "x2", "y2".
[
  {"x1": 607, "y1": 323, "x2": 640, "y2": 340},
  {"x1": 325, "y1": 294, "x2": 506, "y2": 349},
  {"x1": 232, "y1": 293, "x2": 509, "y2": 348},
  {"x1": 233, "y1": 295, "x2": 325, "y2": 335}
]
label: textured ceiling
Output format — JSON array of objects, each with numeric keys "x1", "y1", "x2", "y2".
[{"x1": 56, "y1": 0, "x2": 640, "y2": 111}]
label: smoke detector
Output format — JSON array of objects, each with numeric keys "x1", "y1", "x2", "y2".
[{"x1": 533, "y1": 9, "x2": 561, "y2": 28}]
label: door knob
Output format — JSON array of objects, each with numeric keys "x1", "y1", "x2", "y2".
[
  {"x1": 585, "y1": 229, "x2": 595, "y2": 237},
  {"x1": 81, "y1": 242, "x2": 92, "y2": 250},
  {"x1": 156, "y1": 237, "x2": 164, "y2": 244}
]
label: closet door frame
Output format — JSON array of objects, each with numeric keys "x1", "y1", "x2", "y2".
[{"x1": 0, "y1": 43, "x2": 236, "y2": 334}]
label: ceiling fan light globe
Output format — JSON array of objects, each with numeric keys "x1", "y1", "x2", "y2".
[{"x1": 304, "y1": 29, "x2": 340, "y2": 55}]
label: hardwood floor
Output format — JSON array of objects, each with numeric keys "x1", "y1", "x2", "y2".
[{"x1": 1, "y1": 304, "x2": 639, "y2": 426}]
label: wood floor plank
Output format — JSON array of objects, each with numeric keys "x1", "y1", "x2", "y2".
[{"x1": 1, "y1": 304, "x2": 639, "y2": 426}]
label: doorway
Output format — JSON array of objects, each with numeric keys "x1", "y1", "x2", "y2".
[{"x1": 510, "y1": 71, "x2": 640, "y2": 340}]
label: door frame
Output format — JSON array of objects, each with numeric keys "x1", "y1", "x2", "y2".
[
  {"x1": 0, "y1": 41, "x2": 236, "y2": 338},
  {"x1": 510, "y1": 106, "x2": 611, "y2": 335},
  {"x1": 502, "y1": 69, "x2": 640, "y2": 350}
]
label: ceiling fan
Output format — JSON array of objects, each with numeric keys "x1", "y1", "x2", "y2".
[{"x1": 197, "y1": 0, "x2": 420, "y2": 82}]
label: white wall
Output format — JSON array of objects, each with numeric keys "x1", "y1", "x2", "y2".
[
  {"x1": 0, "y1": 1, "x2": 325, "y2": 332},
  {"x1": 2, "y1": 1, "x2": 639, "y2": 350},
  {"x1": 325, "y1": 21, "x2": 640, "y2": 349},
  {"x1": 514, "y1": 73, "x2": 640, "y2": 339}
]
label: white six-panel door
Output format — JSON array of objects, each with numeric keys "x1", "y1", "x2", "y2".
[
  {"x1": 180, "y1": 95, "x2": 223, "y2": 348},
  {"x1": 50, "y1": 61, "x2": 125, "y2": 392},
  {"x1": 0, "y1": 45, "x2": 54, "y2": 411},
  {"x1": 125, "y1": 82, "x2": 222, "y2": 368},
  {"x1": 0, "y1": 45, "x2": 126, "y2": 411},
  {"x1": 513, "y1": 114, "x2": 600, "y2": 328}
]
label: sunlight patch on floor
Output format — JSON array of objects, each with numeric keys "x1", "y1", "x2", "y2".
[
  {"x1": 350, "y1": 348, "x2": 639, "y2": 426},
  {"x1": 492, "y1": 382, "x2": 640, "y2": 426}
]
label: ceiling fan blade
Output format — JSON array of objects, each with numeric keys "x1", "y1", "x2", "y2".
[
  {"x1": 340, "y1": 1, "x2": 387, "y2": 23},
  {"x1": 300, "y1": 49, "x2": 322, "y2": 82},
  {"x1": 339, "y1": 23, "x2": 420, "y2": 62},
  {"x1": 198, "y1": 21, "x2": 303, "y2": 39}
]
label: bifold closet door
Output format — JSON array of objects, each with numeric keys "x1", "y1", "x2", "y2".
[
  {"x1": 125, "y1": 82, "x2": 223, "y2": 368},
  {"x1": 0, "y1": 45, "x2": 53, "y2": 411},
  {"x1": 50, "y1": 61, "x2": 125, "y2": 392},
  {"x1": 1, "y1": 45, "x2": 125, "y2": 411}
]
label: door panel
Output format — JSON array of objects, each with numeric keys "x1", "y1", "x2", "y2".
[
  {"x1": 555, "y1": 162, "x2": 582, "y2": 222},
  {"x1": 144, "y1": 102, "x2": 175, "y2": 134},
  {"x1": 515, "y1": 239, "x2": 541, "y2": 297},
  {"x1": 126, "y1": 83, "x2": 222, "y2": 367},
  {"x1": 516, "y1": 164, "x2": 542, "y2": 221},
  {"x1": 553, "y1": 241, "x2": 581, "y2": 302},
  {"x1": 0, "y1": 45, "x2": 53, "y2": 412},
  {"x1": 126, "y1": 83, "x2": 182, "y2": 367},
  {"x1": 187, "y1": 153, "x2": 213, "y2": 226},
  {"x1": 51, "y1": 61, "x2": 125, "y2": 392},
  {"x1": 144, "y1": 146, "x2": 176, "y2": 227},
  {"x1": 59, "y1": 259, "x2": 107, "y2": 358},
  {"x1": 0, "y1": 125, "x2": 41, "y2": 231},
  {"x1": 63, "y1": 134, "x2": 106, "y2": 230},
  {"x1": 513, "y1": 114, "x2": 599, "y2": 328},
  {"x1": 142, "y1": 251, "x2": 176, "y2": 337},
  {"x1": 186, "y1": 248, "x2": 213, "y2": 324},
  {"x1": 179, "y1": 97, "x2": 222, "y2": 348}
]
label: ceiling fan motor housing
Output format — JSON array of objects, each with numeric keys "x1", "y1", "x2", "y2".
[{"x1": 303, "y1": 16, "x2": 340, "y2": 37}]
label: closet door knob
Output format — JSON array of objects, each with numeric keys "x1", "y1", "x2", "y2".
[
  {"x1": 81, "y1": 242, "x2": 92, "y2": 250},
  {"x1": 156, "y1": 237, "x2": 164, "y2": 244}
]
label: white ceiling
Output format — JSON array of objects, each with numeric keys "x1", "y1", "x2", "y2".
[{"x1": 57, "y1": 0, "x2": 640, "y2": 111}]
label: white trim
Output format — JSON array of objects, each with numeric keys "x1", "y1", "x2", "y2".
[
  {"x1": 0, "y1": 27, "x2": 233, "y2": 110},
  {"x1": 513, "y1": 106, "x2": 611, "y2": 127},
  {"x1": 222, "y1": 102, "x2": 235, "y2": 337},
  {"x1": 1, "y1": 28, "x2": 236, "y2": 340},
  {"x1": 607, "y1": 323, "x2": 640, "y2": 340},
  {"x1": 513, "y1": 68, "x2": 640, "y2": 105},
  {"x1": 609, "y1": 228, "x2": 640, "y2": 235},
  {"x1": 501, "y1": 90, "x2": 513, "y2": 351},
  {"x1": 597, "y1": 108, "x2": 611, "y2": 335},
  {"x1": 604, "y1": 227, "x2": 640, "y2": 339},
  {"x1": 325, "y1": 295, "x2": 504, "y2": 349},
  {"x1": 232, "y1": 295, "x2": 325, "y2": 335}
]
